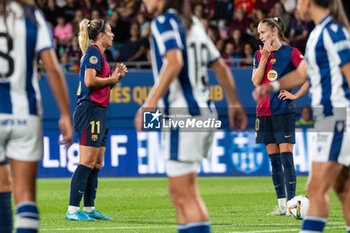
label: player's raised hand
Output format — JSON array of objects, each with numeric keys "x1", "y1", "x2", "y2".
[
  {"x1": 228, "y1": 103, "x2": 248, "y2": 131},
  {"x1": 260, "y1": 41, "x2": 272, "y2": 59},
  {"x1": 115, "y1": 63, "x2": 128, "y2": 79}
]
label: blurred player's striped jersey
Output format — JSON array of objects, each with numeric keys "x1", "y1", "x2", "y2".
[
  {"x1": 305, "y1": 14, "x2": 350, "y2": 117},
  {"x1": 150, "y1": 9, "x2": 220, "y2": 115},
  {"x1": 0, "y1": 2, "x2": 53, "y2": 116}
]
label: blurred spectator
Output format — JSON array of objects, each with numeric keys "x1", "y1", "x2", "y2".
[
  {"x1": 223, "y1": 40, "x2": 242, "y2": 67},
  {"x1": 193, "y1": 3, "x2": 205, "y2": 23},
  {"x1": 135, "y1": 13, "x2": 150, "y2": 37},
  {"x1": 60, "y1": 52, "x2": 76, "y2": 72},
  {"x1": 54, "y1": 15, "x2": 72, "y2": 47},
  {"x1": 108, "y1": 9, "x2": 130, "y2": 50},
  {"x1": 254, "y1": 8, "x2": 268, "y2": 24},
  {"x1": 272, "y1": 2, "x2": 292, "y2": 35},
  {"x1": 66, "y1": 37, "x2": 82, "y2": 65},
  {"x1": 207, "y1": 25, "x2": 225, "y2": 54},
  {"x1": 91, "y1": 9, "x2": 100, "y2": 20},
  {"x1": 215, "y1": 0, "x2": 234, "y2": 22},
  {"x1": 62, "y1": 0, "x2": 78, "y2": 23},
  {"x1": 296, "y1": 106, "x2": 314, "y2": 126},
  {"x1": 91, "y1": 0, "x2": 108, "y2": 17},
  {"x1": 117, "y1": 22, "x2": 148, "y2": 62},
  {"x1": 234, "y1": 0, "x2": 255, "y2": 15},
  {"x1": 240, "y1": 43, "x2": 254, "y2": 66},
  {"x1": 228, "y1": 7, "x2": 251, "y2": 37},
  {"x1": 229, "y1": 29, "x2": 244, "y2": 55},
  {"x1": 116, "y1": 0, "x2": 141, "y2": 20},
  {"x1": 288, "y1": 11, "x2": 313, "y2": 54},
  {"x1": 281, "y1": 0, "x2": 296, "y2": 14},
  {"x1": 202, "y1": 0, "x2": 216, "y2": 20},
  {"x1": 254, "y1": 0, "x2": 277, "y2": 15},
  {"x1": 44, "y1": 0, "x2": 62, "y2": 27},
  {"x1": 71, "y1": 10, "x2": 84, "y2": 37}
]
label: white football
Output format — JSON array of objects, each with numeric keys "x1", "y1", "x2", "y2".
[{"x1": 287, "y1": 195, "x2": 309, "y2": 220}]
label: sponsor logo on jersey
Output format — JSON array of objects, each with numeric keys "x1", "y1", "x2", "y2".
[
  {"x1": 89, "y1": 56, "x2": 98, "y2": 64},
  {"x1": 267, "y1": 70, "x2": 278, "y2": 81}
]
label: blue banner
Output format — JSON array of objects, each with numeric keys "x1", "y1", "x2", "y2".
[
  {"x1": 39, "y1": 128, "x2": 314, "y2": 178},
  {"x1": 38, "y1": 69, "x2": 312, "y2": 177}
]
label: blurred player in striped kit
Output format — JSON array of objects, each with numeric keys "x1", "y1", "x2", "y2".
[
  {"x1": 254, "y1": 0, "x2": 350, "y2": 232},
  {"x1": 135, "y1": 0, "x2": 247, "y2": 232},
  {"x1": 0, "y1": 0, "x2": 73, "y2": 232}
]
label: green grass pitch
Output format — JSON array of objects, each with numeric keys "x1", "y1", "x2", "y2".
[{"x1": 36, "y1": 176, "x2": 346, "y2": 233}]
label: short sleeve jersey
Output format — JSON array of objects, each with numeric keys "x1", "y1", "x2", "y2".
[
  {"x1": 0, "y1": 2, "x2": 54, "y2": 116},
  {"x1": 254, "y1": 45, "x2": 304, "y2": 116},
  {"x1": 77, "y1": 45, "x2": 111, "y2": 108},
  {"x1": 305, "y1": 15, "x2": 350, "y2": 118},
  {"x1": 150, "y1": 10, "x2": 220, "y2": 115}
]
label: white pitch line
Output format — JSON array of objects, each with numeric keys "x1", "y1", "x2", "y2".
[
  {"x1": 39, "y1": 224, "x2": 346, "y2": 232},
  {"x1": 226, "y1": 226, "x2": 345, "y2": 233}
]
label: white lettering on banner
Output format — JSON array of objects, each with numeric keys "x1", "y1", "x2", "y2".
[
  {"x1": 201, "y1": 131, "x2": 226, "y2": 173},
  {"x1": 137, "y1": 132, "x2": 165, "y2": 174},
  {"x1": 43, "y1": 137, "x2": 59, "y2": 168},
  {"x1": 293, "y1": 132, "x2": 307, "y2": 172},
  {"x1": 111, "y1": 135, "x2": 128, "y2": 167},
  {"x1": 66, "y1": 143, "x2": 79, "y2": 173}
]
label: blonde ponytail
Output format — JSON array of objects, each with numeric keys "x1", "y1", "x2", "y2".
[{"x1": 78, "y1": 19, "x2": 90, "y2": 54}]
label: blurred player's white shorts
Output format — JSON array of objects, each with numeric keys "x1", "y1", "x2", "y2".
[
  {"x1": 166, "y1": 160, "x2": 201, "y2": 177},
  {"x1": 163, "y1": 130, "x2": 214, "y2": 177},
  {"x1": 0, "y1": 115, "x2": 42, "y2": 162},
  {"x1": 312, "y1": 112, "x2": 350, "y2": 166}
]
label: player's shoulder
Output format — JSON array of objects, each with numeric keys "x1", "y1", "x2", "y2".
[
  {"x1": 83, "y1": 46, "x2": 102, "y2": 63},
  {"x1": 152, "y1": 10, "x2": 181, "y2": 30},
  {"x1": 323, "y1": 19, "x2": 350, "y2": 42},
  {"x1": 85, "y1": 46, "x2": 101, "y2": 57}
]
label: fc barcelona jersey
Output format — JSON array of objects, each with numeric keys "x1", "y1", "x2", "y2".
[
  {"x1": 77, "y1": 45, "x2": 111, "y2": 108},
  {"x1": 254, "y1": 45, "x2": 303, "y2": 116}
]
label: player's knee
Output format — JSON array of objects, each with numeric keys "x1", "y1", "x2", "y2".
[
  {"x1": 0, "y1": 166, "x2": 12, "y2": 192},
  {"x1": 307, "y1": 179, "x2": 330, "y2": 198}
]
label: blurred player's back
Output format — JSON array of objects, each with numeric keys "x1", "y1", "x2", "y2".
[{"x1": 0, "y1": 2, "x2": 52, "y2": 116}]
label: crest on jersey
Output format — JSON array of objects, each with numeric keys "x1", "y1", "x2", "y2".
[
  {"x1": 91, "y1": 134, "x2": 98, "y2": 141},
  {"x1": 267, "y1": 70, "x2": 278, "y2": 81},
  {"x1": 89, "y1": 56, "x2": 98, "y2": 64},
  {"x1": 270, "y1": 59, "x2": 276, "y2": 65}
]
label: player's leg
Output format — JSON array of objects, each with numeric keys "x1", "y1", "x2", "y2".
[
  {"x1": 266, "y1": 143, "x2": 286, "y2": 215},
  {"x1": 10, "y1": 159, "x2": 39, "y2": 233},
  {"x1": 274, "y1": 113, "x2": 297, "y2": 202},
  {"x1": 256, "y1": 116, "x2": 286, "y2": 215},
  {"x1": 279, "y1": 143, "x2": 296, "y2": 202},
  {"x1": 0, "y1": 162, "x2": 13, "y2": 233},
  {"x1": 83, "y1": 146, "x2": 112, "y2": 220},
  {"x1": 333, "y1": 166, "x2": 350, "y2": 229},
  {"x1": 168, "y1": 163, "x2": 210, "y2": 233},
  {"x1": 66, "y1": 145, "x2": 97, "y2": 221},
  {"x1": 300, "y1": 161, "x2": 343, "y2": 233}
]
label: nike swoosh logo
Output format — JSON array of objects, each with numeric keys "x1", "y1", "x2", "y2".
[
  {"x1": 274, "y1": 184, "x2": 281, "y2": 188},
  {"x1": 289, "y1": 181, "x2": 296, "y2": 184},
  {"x1": 285, "y1": 135, "x2": 292, "y2": 138},
  {"x1": 78, "y1": 190, "x2": 84, "y2": 194}
]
